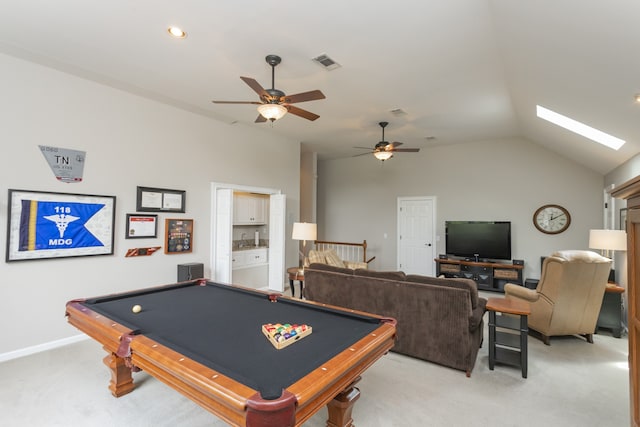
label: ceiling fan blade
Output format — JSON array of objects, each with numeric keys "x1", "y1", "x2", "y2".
[
  {"x1": 390, "y1": 148, "x2": 420, "y2": 152},
  {"x1": 387, "y1": 141, "x2": 404, "y2": 148},
  {"x1": 212, "y1": 100, "x2": 262, "y2": 105},
  {"x1": 255, "y1": 114, "x2": 267, "y2": 123},
  {"x1": 240, "y1": 76, "x2": 267, "y2": 97},
  {"x1": 281, "y1": 90, "x2": 326, "y2": 104},
  {"x1": 352, "y1": 152, "x2": 373, "y2": 157},
  {"x1": 287, "y1": 105, "x2": 320, "y2": 121}
]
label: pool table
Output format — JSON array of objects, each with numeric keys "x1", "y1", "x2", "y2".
[{"x1": 65, "y1": 279, "x2": 396, "y2": 426}]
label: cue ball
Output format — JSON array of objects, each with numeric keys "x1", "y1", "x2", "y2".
[{"x1": 132, "y1": 304, "x2": 142, "y2": 313}]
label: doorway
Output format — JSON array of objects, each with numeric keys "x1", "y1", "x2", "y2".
[
  {"x1": 210, "y1": 182, "x2": 286, "y2": 291},
  {"x1": 397, "y1": 196, "x2": 436, "y2": 276}
]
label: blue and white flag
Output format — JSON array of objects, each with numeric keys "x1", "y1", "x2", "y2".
[{"x1": 19, "y1": 200, "x2": 105, "y2": 251}]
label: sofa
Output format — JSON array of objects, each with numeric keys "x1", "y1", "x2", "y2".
[{"x1": 303, "y1": 263, "x2": 487, "y2": 376}]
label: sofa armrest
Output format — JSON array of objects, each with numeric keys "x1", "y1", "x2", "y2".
[
  {"x1": 504, "y1": 283, "x2": 539, "y2": 302},
  {"x1": 469, "y1": 298, "x2": 487, "y2": 331}
]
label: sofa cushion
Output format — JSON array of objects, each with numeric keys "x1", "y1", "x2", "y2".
[
  {"x1": 354, "y1": 268, "x2": 406, "y2": 281},
  {"x1": 307, "y1": 263, "x2": 355, "y2": 275},
  {"x1": 344, "y1": 260, "x2": 368, "y2": 270},
  {"x1": 406, "y1": 275, "x2": 479, "y2": 309},
  {"x1": 307, "y1": 250, "x2": 326, "y2": 265},
  {"x1": 324, "y1": 249, "x2": 344, "y2": 268}
]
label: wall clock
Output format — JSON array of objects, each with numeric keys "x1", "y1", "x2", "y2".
[{"x1": 533, "y1": 204, "x2": 571, "y2": 234}]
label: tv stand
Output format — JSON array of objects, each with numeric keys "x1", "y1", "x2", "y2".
[{"x1": 434, "y1": 258, "x2": 524, "y2": 293}]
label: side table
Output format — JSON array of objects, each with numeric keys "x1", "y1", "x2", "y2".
[
  {"x1": 287, "y1": 267, "x2": 305, "y2": 298},
  {"x1": 487, "y1": 297, "x2": 531, "y2": 378},
  {"x1": 597, "y1": 283, "x2": 625, "y2": 338}
]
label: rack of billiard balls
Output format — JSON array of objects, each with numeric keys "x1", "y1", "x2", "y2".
[{"x1": 262, "y1": 323, "x2": 312, "y2": 350}]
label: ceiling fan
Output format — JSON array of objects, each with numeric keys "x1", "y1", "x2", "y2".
[
  {"x1": 212, "y1": 54, "x2": 326, "y2": 123},
  {"x1": 354, "y1": 122, "x2": 420, "y2": 161}
]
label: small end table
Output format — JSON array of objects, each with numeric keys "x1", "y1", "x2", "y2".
[
  {"x1": 487, "y1": 297, "x2": 531, "y2": 378},
  {"x1": 597, "y1": 283, "x2": 625, "y2": 338},
  {"x1": 287, "y1": 267, "x2": 305, "y2": 298}
]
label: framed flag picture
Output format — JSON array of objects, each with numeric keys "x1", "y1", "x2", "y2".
[{"x1": 6, "y1": 189, "x2": 116, "y2": 262}]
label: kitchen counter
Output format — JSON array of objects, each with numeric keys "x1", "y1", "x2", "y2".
[{"x1": 233, "y1": 245, "x2": 269, "y2": 251}]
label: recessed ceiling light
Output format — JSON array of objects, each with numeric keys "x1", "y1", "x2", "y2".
[
  {"x1": 635, "y1": 94, "x2": 640, "y2": 103},
  {"x1": 536, "y1": 105, "x2": 625, "y2": 151},
  {"x1": 167, "y1": 26, "x2": 187, "y2": 39}
]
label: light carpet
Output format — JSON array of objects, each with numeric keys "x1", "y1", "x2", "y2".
[{"x1": 0, "y1": 313, "x2": 629, "y2": 426}]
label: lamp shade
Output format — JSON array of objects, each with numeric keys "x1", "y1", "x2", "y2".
[
  {"x1": 292, "y1": 222, "x2": 317, "y2": 241},
  {"x1": 589, "y1": 229, "x2": 627, "y2": 251},
  {"x1": 257, "y1": 103, "x2": 287, "y2": 121}
]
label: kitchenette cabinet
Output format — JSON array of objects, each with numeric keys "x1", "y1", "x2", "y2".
[{"x1": 233, "y1": 193, "x2": 267, "y2": 225}]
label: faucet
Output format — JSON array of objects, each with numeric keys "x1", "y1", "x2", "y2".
[{"x1": 240, "y1": 233, "x2": 246, "y2": 247}]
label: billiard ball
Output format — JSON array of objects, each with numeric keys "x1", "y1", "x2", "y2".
[{"x1": 132, "y1": 304, "x2": 142, "y2": 313}]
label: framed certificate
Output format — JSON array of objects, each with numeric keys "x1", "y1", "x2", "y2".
[
  {"x1": 125, "y1": 214, "x2": 158, "y2": 239},
  {"x1": 136, "y1": 186, "x2": 185, "y2": 213}
]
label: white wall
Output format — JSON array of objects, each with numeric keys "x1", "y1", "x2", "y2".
[
  {"x1": 604, "y1": 153, "x2": 640, "y2": 298},
  {"x1": 0, "y1": 53, "x2": 300, "y2": 355},
  {"x1": 317, "y1": 137, "x2": 604, "y2": 280},
  {"x1": 606, "y1": 154, "x2": 640, "y2": 191},
  {"x1": 300, "y1": 151, "x2": 317, "y2": 223}
]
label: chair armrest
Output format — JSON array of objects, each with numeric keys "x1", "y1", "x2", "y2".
[
  {"x1": 469, "y1": 298, "x2": 487, "y2": 331},
  {"x1": 504, "y1": 283, "x2": 539, "y2": 302}
]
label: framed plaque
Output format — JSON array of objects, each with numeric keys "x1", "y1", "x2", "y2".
[{"x1": 165, "y1": 218, "x2": 193, "y2": 254}]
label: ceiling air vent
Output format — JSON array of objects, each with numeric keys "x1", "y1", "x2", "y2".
[
  {"x1": 312, "y1": 53, "x2": 341, "y2": 71},
  {"x1": 390, "y1": 108, "x2": 408, "y2": 116}
]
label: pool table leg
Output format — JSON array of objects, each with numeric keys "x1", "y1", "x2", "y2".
[
  {"x1": 103, "y1": 349, "x2": 135, "y2": 397},
  {"x1": 326, "y1": 382, "x2": 360, "y2": 427}
]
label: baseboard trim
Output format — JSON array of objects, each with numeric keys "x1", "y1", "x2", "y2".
[{"x1": 0, "y1": 334, "x2": 88, "y2": 363}]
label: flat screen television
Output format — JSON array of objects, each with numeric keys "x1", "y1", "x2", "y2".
[{"x1": 445, "y1": 221, "x2": 512, "y2": 261}]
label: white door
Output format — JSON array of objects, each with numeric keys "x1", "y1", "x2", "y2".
[
  {"x1": 397, "y1": 197, "x2": 436, "y2": 276},
  {"x1": 213, "y1": 188, "x2": 233, "y2": 284},
  {"x1": 268, "y1": 194, "x2": 286, "y2": 291}
]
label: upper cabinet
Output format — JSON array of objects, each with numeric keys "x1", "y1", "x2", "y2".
[{"x1": 233, "y1": 193, "x2": 267, "y2": 225}]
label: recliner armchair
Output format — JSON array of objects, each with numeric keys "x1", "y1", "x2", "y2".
[{"x1": 504, "y1": 250, "x2": 611, "y2": 345}]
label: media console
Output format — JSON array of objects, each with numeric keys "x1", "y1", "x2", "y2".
[{"x1": 434, "y1": 258, "x2": 524, "y2": 293}]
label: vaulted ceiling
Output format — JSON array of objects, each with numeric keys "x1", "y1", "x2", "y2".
[{"x1": 1, "y1": 1, "x2": 638, "y2": 174}]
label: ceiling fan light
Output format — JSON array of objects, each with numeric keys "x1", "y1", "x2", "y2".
[
  {"x1": 257, "y1": 103, "x2": 287, "y2": 121},
  {"x1": 374, "y1": 151, "x2": 393, "y2": 161}
]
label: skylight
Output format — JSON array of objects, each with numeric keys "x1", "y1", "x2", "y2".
[{"x1": 536, "y1": 105, "x2": 625, "y2": 150}]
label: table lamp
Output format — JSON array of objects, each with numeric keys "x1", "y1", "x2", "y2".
[
  {"x1": 589, "y1": 229, "x2": 627, "y2": 258},
  {"x1": 589, "y1": 229, "x2": 627, "y2": 282},
  {"x1": 292, "y1": 222, "x2": 317, "y2": 270}
]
